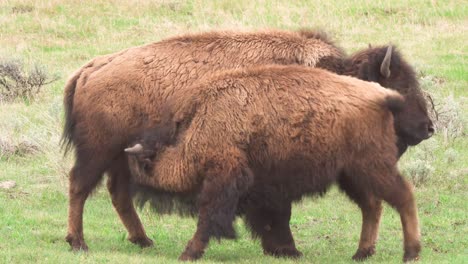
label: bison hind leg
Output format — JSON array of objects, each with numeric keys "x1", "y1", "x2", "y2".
[
  {"x1": 179, "y1": 155, "x2": 253, "y2": 261},
  {"x1": 66, "y1": 147, "x2": 112, "y2": 251}
]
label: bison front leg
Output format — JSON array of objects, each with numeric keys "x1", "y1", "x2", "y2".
[
  {"x1": 106, "y1": 155, "x2": 153, "y2": 248},
  {"x1": 179, "y1": 157, "x2": 253, "y2": 261},
  {"x1": 353, "y1": 199, "x2": 383, "y2": 260},
  {"x1": 244, "y1": 202, "x2": 302, "y2": 258},
  {"x1": 379, "y1": 175, "x2": 421, "y2": 262},
  {"x1": 338, "y1": 174, "x2": 382, "y2": 261}
]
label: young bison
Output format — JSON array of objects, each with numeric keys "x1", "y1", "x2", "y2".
[
  {"x1": 62, "y1": 29, "x2": 431, "y2": 255},
  {"x1": 124, "y1": 65, "x2": 421, "y2": 262}
]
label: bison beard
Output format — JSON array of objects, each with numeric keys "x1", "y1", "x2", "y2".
[{"x1": 123, "y1": 66, "x2": 421, "y2": 261}]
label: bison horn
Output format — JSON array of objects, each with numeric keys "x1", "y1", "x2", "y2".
[
  {"x1": 380, "y1": 45, "x2": 392, "y2": 78},
  {"x1": 125, "y1": 143, "x2": 143, "y2": 154}
]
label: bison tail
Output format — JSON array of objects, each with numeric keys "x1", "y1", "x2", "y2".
[
  {"x1": 60, "y1": 68, "x2": 83, "y2": 156},
  {"x1": 384, "y1": 92, "x2": 405, "y2": 114}
]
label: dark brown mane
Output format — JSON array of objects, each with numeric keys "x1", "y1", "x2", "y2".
[
  {"x1": 344, "y1": 45, "x2": 419, "y2": 94},
  {"x1": 297, "y1": 28, "x2": 339, "y2": 47},
  {"x1": 296, "y1": 28, "x2": 347, "y2": 73}
]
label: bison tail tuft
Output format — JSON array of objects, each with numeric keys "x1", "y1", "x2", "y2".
[{"x1": 384, "y1": 93, "x2": 405, "y2": 114}]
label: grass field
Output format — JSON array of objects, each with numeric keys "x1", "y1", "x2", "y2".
[{"x1": 0, "y1": 0, "x2": 467, "y2": 263}]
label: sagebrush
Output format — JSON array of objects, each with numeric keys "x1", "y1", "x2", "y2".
[{"x1": 0, "y1": 58, "x2": 58, "y2": 102}]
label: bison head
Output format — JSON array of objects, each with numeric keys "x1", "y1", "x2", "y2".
[
  {"x1": 125, "y1": 125, "x2": 177, "y2": 172},
  {"x1": 345, "y1": 45, "x2": 434, "y2": 155}
]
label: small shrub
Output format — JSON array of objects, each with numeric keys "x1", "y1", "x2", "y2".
[
  {"x1": 434, "y1": 94, "x2": 465, "y2": 143},
  {"x1": 0, "y1": 137, "x2": 16, "y2": 157},
  {"x1": 16, "y1": 140, "x2": 40, "y2": 156},
  {"x1": 400, "y1": 138, "x2": 438, "y2": 186},
  {"x1": 11, "y1": 5, "x2": 34, "y2": 14},
  {"x1": 419, "y1": 74, "x2": 466, "y2": 143},
  {"x1": 443, "y1": 148, "x2": 458, "y2": 164},
  {"x1": 0, "y1": 58, "x2": 58, "y2": 103},
  {"x1": 402, "y1": 159, "x2": 435, "y2": 187},
  {"x1": 0, "y1": 136, "x2": 40, "y2": 159}
]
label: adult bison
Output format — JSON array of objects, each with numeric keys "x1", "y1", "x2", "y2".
[
  {"x1": 123, "y1": 65, "x2": 420, "y2": 261},
  {"x1": 62, "y1": 29, "x2": 432, "y2": 258}
]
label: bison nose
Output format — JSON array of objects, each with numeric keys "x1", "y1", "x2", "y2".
[{"x1": 427, "y1": 124, "x2": 435, "y2": 138}]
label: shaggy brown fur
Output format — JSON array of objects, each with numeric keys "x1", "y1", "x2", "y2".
[
  {"x1": 125, "y1": 65, "x2": 420, "y2": 261},
  {"x1": 62, "y1": 29, "x2": 430, "y2": 259}
]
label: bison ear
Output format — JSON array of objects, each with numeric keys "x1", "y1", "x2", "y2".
[{"x1": 380, "y1": 46, "x2": 392, "y2": 78}]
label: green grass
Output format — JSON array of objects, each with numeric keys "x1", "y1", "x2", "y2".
[{"x1": 0, "y1": 0, "x2": 467, "y2": 263}]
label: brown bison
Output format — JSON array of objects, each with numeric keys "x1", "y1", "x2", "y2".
[
  {"x1": 123, "y1": 65, "x2": 421, "y2": 261},
  {"x1": 62, "y1": 29, "x2": 431, "y2": 258}
]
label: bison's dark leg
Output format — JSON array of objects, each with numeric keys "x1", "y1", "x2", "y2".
[
  {"x1": 179, "y1": 157, "x2": 253, "y2": 261},
  {"x1": 378, "y1": 175, "x2": 421, "y2": 262},
  {"x1": 66, "y1": 149, "x2": 110, "y2": 251},
  {"x1": 338, "y1": 174, "x2": 382, "y2": 261},
  {"x1": 244, "y1": 202, "x2": 302, "y2": 258},
  {"x1": 66, "y1": 176, "x2": 92, "y2": 251},
  {"x1": 354, "y1": 198, "x2": 382, "y2": 260},
  {"x1": 106, "y1": 155, "x2": 153, "y2": 248}
]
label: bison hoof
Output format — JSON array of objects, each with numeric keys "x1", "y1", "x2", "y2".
[
  {"x1": 179, "y1": 251, "x2": 203, "y2": 262},
  {"x1": 403, "y1": 253, "x2": 420, "y2": 262},
  {"x1": 403, "y1": 243, "x2": 421, "y2": 262},
  {"x1": 129, "y1": 236, "x2": 154, "y2": 248},
  {"x1": 352, "y1": 246, "x2": 376, "y2": 261},
  {"x1": 403, "y1": 244, "x2": 421, "y2": 262},
  {"x1": 66, "y1": 234, "x2": 89, "y2": 252},
  {"x1": 264, "y1": 246, "x2": 303, "y2": 258}
]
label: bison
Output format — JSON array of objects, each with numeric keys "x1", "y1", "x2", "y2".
[
  {"x1": 123, "y1": 65, "x2": 421, "y2": 261},
  {"x1": 62, "y1": 29, "x2": 431, "y2": 258}
]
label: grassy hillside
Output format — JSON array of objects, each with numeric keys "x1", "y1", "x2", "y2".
[{"x1": 0, "y1": 0, "x2": 466, "y2": 263}]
